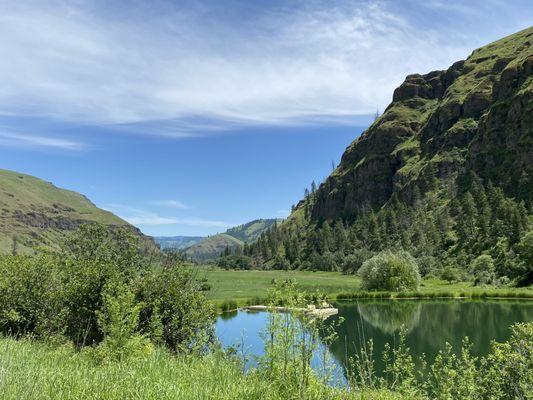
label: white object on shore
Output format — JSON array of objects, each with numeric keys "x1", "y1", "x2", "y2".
[{"x1": 244, "y1": 304, "x2": 338, "y2": 319}]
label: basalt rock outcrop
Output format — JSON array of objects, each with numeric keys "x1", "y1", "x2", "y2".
[{"x1": 308, "y1": 27, "x2": 532, "y2": 223}]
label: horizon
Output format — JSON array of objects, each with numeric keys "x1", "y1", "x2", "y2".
[{"x1": 1, "y1": 0, "x2": 532, "y2": 236}]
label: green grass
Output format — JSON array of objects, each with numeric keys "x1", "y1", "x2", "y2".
[
  {"x1": 201, "y1": 269, "x2": 362, "y2": 305},
  {"x1": 200, "y1": 269, "x2": 533, "y2": 308},
  {"x1": 0, "y1": 168, "x2": 134, "y2": 253},
  {"x1": 337, "y1": 278, "x2": 533, "y2": 300},
  {"x1": 0, "y1": 337, "x2": 405, "y2": 400}
]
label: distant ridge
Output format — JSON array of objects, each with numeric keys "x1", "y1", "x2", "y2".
[{"x1": 184, "y1": 218, "x2": 280, "y2": 261}]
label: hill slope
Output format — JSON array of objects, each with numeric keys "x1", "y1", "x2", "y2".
[
  {"x1": 246, "y1": 27, "x2": 533, "y2": 283},
  {"x1": 154, "y1": 236, "x2": 204, "y2": 250},
  {"x1": 0, "y1": 169, "x2": 155, "y2": 253},
  {"x1": 184, "y1": 219, "x2": 279, "y2": 261}
]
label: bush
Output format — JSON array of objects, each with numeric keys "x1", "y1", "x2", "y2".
[
  {"x1": 0, "y1": 253, "x2": 65, "y2": 338},
  {"x1": 441, "y1": 265, "x2": 460, "y2": 283},
  {"x1": 0, "y1": 224, "x2": 216, "y2": 356},
  {"x1": 220, "y1": 299, "x2": 238, "y2": 312},
  {"x1": 95, "y1": 283, "x2": 152, "y2": 362},
  {"x1": 358, "y1": 251, "x2": 420, "y2": 292},
  {"x1": 138, "y1": 266, "x2": 215, "y2": 354},
  {"x1": 470, "y1": 254, "x2": 496, "y2": 286},
  {"x1": 417, "y1": 255, "x2": 440, "y2": 277}
]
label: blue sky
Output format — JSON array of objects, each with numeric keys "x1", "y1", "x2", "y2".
[{"x1": 0, "y1": 0, "x2": 531, "y2": 236}]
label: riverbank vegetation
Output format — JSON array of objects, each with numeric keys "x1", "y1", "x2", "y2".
[{"x1": 1, "y1": 276, "x2": 532, "y2": 400}]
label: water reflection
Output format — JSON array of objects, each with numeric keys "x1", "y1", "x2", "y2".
[
  {"x1": 356, "y1": 301, "x2": 422, "y2": 334},
  {"x1": 216, "y1": 300, "x2": 533, "y2": 379}
]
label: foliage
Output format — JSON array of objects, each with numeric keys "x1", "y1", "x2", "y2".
[
  {"x1": 0, "y1": 223, "x2": 215, "y2": 355},
  {"x1": 470, "y1": 254, "x2": 496, "y2": 286},
  {"x1": 514, "y1": 230, "x2": 533, "y2": 285},
  {"x1": 94, "y1": 282, "x2": 152, "y2": 362},
  {"x1": 441, "y1": 265, "x2": 460, "y2": 283},
  {"x1": 358, "y1": 251, "x2": 421, "y2": 292}
]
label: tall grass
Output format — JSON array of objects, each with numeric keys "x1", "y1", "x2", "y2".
[{"x1": 0, "y1": 337, "x2": 404, "y2": 400}]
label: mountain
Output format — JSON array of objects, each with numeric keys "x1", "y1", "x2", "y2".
[
  {"x1": 0, "y1": 168, "x2": 157, "y2": 254},
  {"x1": 225, "y1": 219, "x2": 282, "y2": 242},
  {"x1": 184, "y1": 219, "x2": 280, "y2": 261},
  {"x1": 245, "y1": 28, "x2": 532, "y2": 283},
  {"x1": 154, "y1": 236, "x2": 204, "y2": 250}
]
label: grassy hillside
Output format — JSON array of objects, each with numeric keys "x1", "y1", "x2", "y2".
[
  {"x1": 154, "y1": 236, "x2": 204, "y2": 250},
  {"x1": 184, "y1": 233, "x2": 243, "y2": 261},
  {"x1": 184, "y1": 219, "x2": 279, "y2": 261},
  {"x1": 225, "y1": 219, "x2": 280, "y2": 242},
  {"x1": 0, "y1": 168, "x2": 154, "y2": 253}
]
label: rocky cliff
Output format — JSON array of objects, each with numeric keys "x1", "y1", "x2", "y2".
[{"x1": 309, "y1": 27, "x2": 532, "y2": 222}]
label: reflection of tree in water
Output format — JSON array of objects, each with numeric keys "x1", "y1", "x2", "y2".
[
  {"x1": 357, "y1": 301, "x2": 422, "y2": 334},
  {"x1": 219, "y1": 310, "x2": 238, "y2": 321},
  {"x1": 321, "y1": 300, "x2": 533, "y2": 378}
]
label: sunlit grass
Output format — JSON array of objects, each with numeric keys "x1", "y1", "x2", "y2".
[{"x1": 0, "y1": 337, "x2": 405, "y2": 400}]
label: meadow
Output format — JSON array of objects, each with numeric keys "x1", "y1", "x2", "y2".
[{"x1": 200, "y1": 268, "x2": 533, "y2": 310}]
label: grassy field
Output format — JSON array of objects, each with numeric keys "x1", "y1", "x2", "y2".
[
  {"x1": 199, "y1": 269, "x2": 533, "y2": 308},
  {"x1": 201, "y1": 269, "x2": 361, "y2": 303},
  {"x1": 0, "y1": 337, "x2": 403, "y2": 400}
]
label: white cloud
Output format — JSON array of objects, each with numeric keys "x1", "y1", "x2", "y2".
[
  {"x1": 153, "y1": 200, "x2": 189, "y2": 210},
  {"x1": 0, "y1": 0, "x2": 529, "y2": 136},
  {"x1": 103, "y1": 203, "x2": 233, "y2": 228},
  {"x1": 0, "y1": 130, "x2": 85, "y2": 150}
]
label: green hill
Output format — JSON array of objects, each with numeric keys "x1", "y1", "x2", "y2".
[
  {"x1": 0, "y1": 168, "x2": 156, "y2": 254},
  {"x1": 154, "y1": 236, "x2": 205, "y2": 250},
  {"x1": 184, "y1": 219, "x2": 279, "y2": 261},
  {"x1": 245, "y1": 27, "x2": 533, "y2": 284}
]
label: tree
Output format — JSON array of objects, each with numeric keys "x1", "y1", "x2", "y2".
[
  {"x1": 470, "y1": 254, "x2": 496, "y2": 286},
  {"x1": 359, "y1": 251, "x2": 420, "y2": 292},
  {"x1": 341, "y1": 248, "x2": 372, "y2": 274},
  {"x1": 514, "y1": 231, "x2": 533, "y2": 286}
]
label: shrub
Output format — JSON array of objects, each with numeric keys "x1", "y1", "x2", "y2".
[
  {"x1": 441, "y1": 265, "x2": 460, "y2": 283},
  {"x1": 138, "y1": 266, "x2": 215, "y2": 354},
  {"x1": 220, "y1": 300, "x2": 238, "y2": 312},
  {"x1": 95, "y1": 283, "x2": 152, "y2": 363},
  {"x1": 417, "y1": 255, "x2": 440, "y2": 277},
  {"x1": 470, "y1": 254, "x2": 496, "y2": 286},
  {"x1": 358, "y1": 251, "x2": 420, "y2": 292},
  {"x1": 0, "y1": 253, "x2": 65, "y2": 338}
]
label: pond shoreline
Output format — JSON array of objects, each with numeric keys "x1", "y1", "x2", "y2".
[{"x1": 215, "y1": 288, "x2": 533, "y2": 313}]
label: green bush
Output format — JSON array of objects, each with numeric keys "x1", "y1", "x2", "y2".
[
  {"x1": 470, "y1": 254, "x2": 496, "y2": 286},
  {"x1": 0, "y1": 224, "x2": 215, "y2": 356},
  {"x1": 358, "y1": 251, "x2": 420, "y2": 292},
  {"x1": 95, "y1": 283, "x2": 152, "y2": 362},
  {"x1": 137, "y1": 266, "x2": 215, "y2": 354},
  {"x1": 441, "y1": 265, "x2": 460, "y2": 283},
  {"x1": 220, "y1": 299, "x2": 239, "y2": 312},
  {"x1": 0, "y1": 253, "x2": 65, "y2": 337}
]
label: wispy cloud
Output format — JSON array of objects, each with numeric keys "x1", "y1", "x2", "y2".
[
  {"x1": 1, "y1": 0, "x2": 529, "y2": 136},
  {"x1": 0, "y1": 130, "x2": 85, "y2": 150},
  {"x1": 153, "y1": 200, "x2": 189, "y2": 210},
  {"x1": 104, "y1": 203, "x2": 233, "y2": 228}
]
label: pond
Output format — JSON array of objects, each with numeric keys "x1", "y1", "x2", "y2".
[{"x1": 216, "y1": 299, "x2": 533, "y2": 380}]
